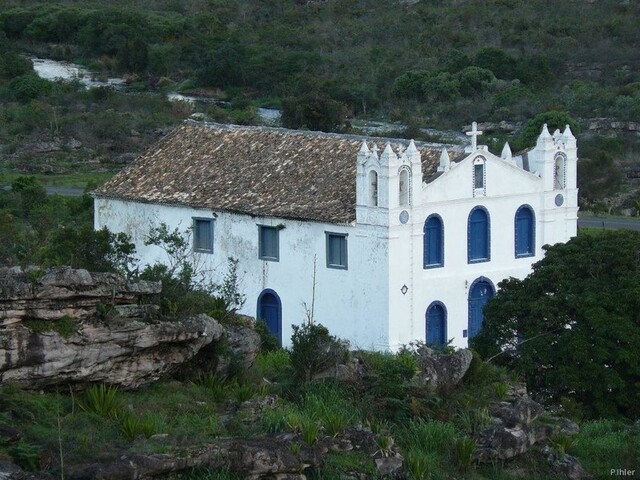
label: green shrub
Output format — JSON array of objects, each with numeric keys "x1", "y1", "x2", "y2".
[
  {"x1": 78, "y1": 384, "x2": 121, "y2": 419},
  {"x1": 9, "y1": 440, "x2": 40, "y2": 471},
  {"x1": 289, "y1": 322, "x2": 349, "y2": 382}
]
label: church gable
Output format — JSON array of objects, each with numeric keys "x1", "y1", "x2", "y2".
[{"x1": 423, "y1": 148, "x2": 542, "y2": 203}]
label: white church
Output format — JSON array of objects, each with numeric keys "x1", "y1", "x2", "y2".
[{"x1": 93, "y1": 121, "x2": 578, "y2": 350}]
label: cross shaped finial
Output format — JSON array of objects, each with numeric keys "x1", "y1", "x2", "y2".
[
  {"x1": 466, "y1": 121, "x2": 483, "y2": 151},
  {"x1": 396, "y1": 144, "x2": 405, "y2": 156}
]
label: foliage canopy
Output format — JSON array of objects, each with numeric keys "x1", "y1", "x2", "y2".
[{"x1": 471, "y1": 231, "x2": 640, "y2": 419}]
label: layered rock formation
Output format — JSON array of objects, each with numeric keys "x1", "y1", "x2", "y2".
[{"x1": 0, "y1": 267, "x2": 257, "y2": 389}]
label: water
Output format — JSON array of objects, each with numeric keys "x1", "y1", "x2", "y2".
[{"x1": 31, "y1": 58, "x2": 125, "y2": 88}]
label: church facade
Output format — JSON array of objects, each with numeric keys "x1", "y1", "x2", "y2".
[{"x1": 93, "y1": 121, "x2": 578, "y2": 350}]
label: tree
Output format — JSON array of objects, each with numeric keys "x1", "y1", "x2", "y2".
[
  {"x1": 511, "y1": 111, "x2": 580, "y2": 151},
  {"x1": 471, "y1": 231, "x2": 640, "y2": 419},
  {"x1": 281, "y1": 92, "x2": 347, "y2": 133}
]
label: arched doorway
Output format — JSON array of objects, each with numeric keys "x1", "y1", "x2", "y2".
[
  {"x1": 468, "y1": 277, "x2": 495, "y2": 339},
  {"x1": 426, "y1": 302, "x2": 447, "y2": 346},
  {"x1": 257, "y1": 289, "x2": 282, "y2": 345}
]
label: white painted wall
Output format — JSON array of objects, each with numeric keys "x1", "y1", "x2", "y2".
[{"x1": 94, "y1": 198, "x2": 390, "y2": 350}]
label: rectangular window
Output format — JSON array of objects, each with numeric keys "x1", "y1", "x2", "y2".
[
  {"x1": 326, "y1": 232, "x2": 348, "y2": 269},
  {"x1": 193, "y1": 218, "x2": 213, "y2": 253},
  {"x1": 474, "y1": 163, "x2": 484, "y2": 189},
  {"x1": 259, "y1": 225, "x2": 279, "y2": 261}
]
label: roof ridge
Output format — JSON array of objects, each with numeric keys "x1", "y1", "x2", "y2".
[{"x1": 185, "y1": 120, "x2": 463, "y2": 150}]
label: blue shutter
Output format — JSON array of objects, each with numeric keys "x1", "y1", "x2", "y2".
[
  {"x1": 515, "y1": 206, "x2": 534, "y2": 257},
  {"x1": 468, "y1": 279, "x2": 494, "y2": 338},
  {"x1": 426, "y1": 303, "x2": 446, "y2": 345},
  {"x1": 424, "y1": 216, "x2": 443, "y2": 268},
  {"x1": 326, "y1": 233, "x2": 348, "y2": 269},
  {"x1": 468, "y1": 208, "x2": 489, "y2": 262}
]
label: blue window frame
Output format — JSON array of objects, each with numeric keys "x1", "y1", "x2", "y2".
[
  {"x1": 515, "y1": 205, "x2": 535, "y2": 257},
  {"x1": 426, "y1": 301, "x2": 447, "y2": 346},
  {"x1": 259, "y1": 225, "x2": 279, "y2": 261},
  {"x1": 193, "y1": 218, "x2": 213, "y2": 253},
  {"x1": 467, "y1": 206, "x2": 490, "y2": 263},
  {"x1": 326, "y1": 232, "x2": 348, "y2": 269},
  {"x1": 423, "y1": 214, "x2": 444, "y2": 268}
]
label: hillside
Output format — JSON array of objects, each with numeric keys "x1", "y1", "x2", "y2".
[{"x1": 0, "y1": 0, "x2": 639, "y2": 209}]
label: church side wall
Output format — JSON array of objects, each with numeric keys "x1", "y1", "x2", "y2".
[{"x1": 94, "y1": 198, "x2": 390, "y2": 350}]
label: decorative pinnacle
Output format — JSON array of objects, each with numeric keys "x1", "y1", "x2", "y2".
[
  {"x1": 501, "y1": 141, "x2": 513, "y2": 162},
  {"x1": 359, "y1": 141, "x2": 370, "y2": 154},
  {"x1": 406, "y1": 139, "x2": 418, "y2": 155}
]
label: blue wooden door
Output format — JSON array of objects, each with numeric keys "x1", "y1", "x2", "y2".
[
  {"x1": 426, "y1": 304, "x2": 446, "y2": 346},
  {"x1": 258, "y1": 290, "x2": 281, "y2": 345},
  {"x1": 468, "y1": 280, "x2": 494, "y2": 338}
]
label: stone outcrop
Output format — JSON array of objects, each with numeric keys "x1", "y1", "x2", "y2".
[
  {"x1": 475, "y1": 382, "x2": 581, "y2": 464},
  {"x1": 0, "y1": 267, "x2": 259, "y2": 389},
  {"x1": 61, "y1": 423, "x2": 401, "y2": 480},
  {"x1": 0, "y1": 267, "x2": 161, "y2": 326},
  {"x1": 0, "y1": 313, "x2": 224, "y2": 389}
]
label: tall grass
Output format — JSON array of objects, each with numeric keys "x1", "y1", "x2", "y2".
[
  {"x1": 572, "y1": 420, "x2": 639, "y2": 478},
  {"x1": 77, "y1": 384, "x2": 121, "y2": 418}
]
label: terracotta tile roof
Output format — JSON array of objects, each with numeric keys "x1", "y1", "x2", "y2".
[{"x1": 94, "y1": 123, "x2": 457, "y2": 224}]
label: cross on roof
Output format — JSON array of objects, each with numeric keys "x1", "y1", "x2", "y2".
[{"x1": 466, "y1": 121, "x2": 483, "y2": 151}]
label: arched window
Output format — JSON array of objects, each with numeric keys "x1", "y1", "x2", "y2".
[
  {"x1": 399, "y1": 167, "x2": 411, "y2": 206},
  {"x1": 423, "y1": 214, "x2": 444, "y2": 268},
  {"x1": 426, "y1": 302, "x2": 447, "y2": 346},
  {"x1": 515, "y1": 205, "x2": 535, "y2": 257},
  {"x1": 369, "y1": 170, "x2": 378, "y2": 206},
  {"x1": 467, "y1": 206, "x2": 490, "y2": 263},
  {"x1": 554, "y1": 153, "x2": 566, "y2": 190}
]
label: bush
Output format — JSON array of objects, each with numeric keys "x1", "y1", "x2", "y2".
[{"x1": 289, "y1": 321, "x2": 349, "y2": 382}]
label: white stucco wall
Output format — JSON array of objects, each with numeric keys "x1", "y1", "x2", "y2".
[
  {"x1": 388, "y1": 146, "x2": 578, "y2": 349},
  {"x1": 94, "y1": 198, "x2": 390, "y2": 350}
]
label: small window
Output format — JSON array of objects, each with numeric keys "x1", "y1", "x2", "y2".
[
  {"x1": 326, "y1": 232, "x2": 348, "y2": 269},
  {"x1": 474, "y1": 163, "x2": 484, "y2": 190},
  {"x1": 193, "y1": 218, "x2": 213, "y2": 253},
  {"x1": 259, "y1": 225, "x2": 279, "y2": 261},
  {"x1": 554, "y1": 154, "x2": 566, "y2": 190},
  {"x1": 369, "y1": 170, "x2": 378, "y2": 207},
  {"x1": 399, "y1": 167, "x2": 411, "y2": 206}
]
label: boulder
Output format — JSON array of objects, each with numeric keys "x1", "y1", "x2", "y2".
[
  {"x1": 475, "y1": 385, "x2": 579, "y2": 463},
  {"x1": 416, "y1": 345, "x2": 473, "y2": 390}
]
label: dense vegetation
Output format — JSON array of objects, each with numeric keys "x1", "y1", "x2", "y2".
[
  {"x1": 2, "y1": 0, "x2": 640, "y2": 126},
  {"x1": 1, "y1": 0, "x2": 639, "y2": 210},
  {"x1": 473, "y1": 230, "x2": 640, "y2": 420}
]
